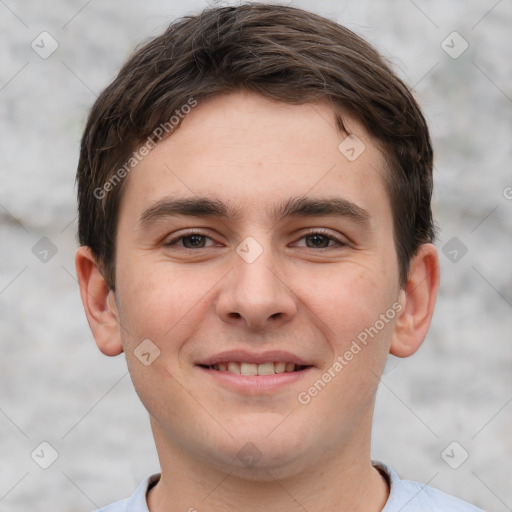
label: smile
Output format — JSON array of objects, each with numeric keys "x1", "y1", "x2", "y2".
[
  {"x1": 195, "y1": 350, "x2": 314, "y2": 393},
  {"x1": 199, "y1": 361, "x2": 308, "y2": 375}
]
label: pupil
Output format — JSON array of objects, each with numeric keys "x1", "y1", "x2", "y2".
[
  {"x1": 307, "y1": 235, "x2": 329, "y2": 248},
  {"x1": 184, "y1": 235, "x2": 205, "y2": 248}
]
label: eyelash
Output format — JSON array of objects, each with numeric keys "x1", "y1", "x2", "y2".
[{"x1": 164, "y1": 229, "x2": 346, "y2": 250}]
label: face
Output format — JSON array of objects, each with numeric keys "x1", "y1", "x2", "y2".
[{"x1": 111, "y1": 91, "x2": 402, "y2": 478}]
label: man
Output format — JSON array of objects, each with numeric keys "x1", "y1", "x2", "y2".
[{"x1": 75, "y1": 3, "x2": 484, "y2": 510}]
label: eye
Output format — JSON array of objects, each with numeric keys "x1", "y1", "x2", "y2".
[
  {"x1": 163, "y1": 229, "x2": 346, "y2": 251},
  {"x1": 164, "y1": 231, "x2": 216, "y2": 249},
  {"x1": 294, "y1": 230, "x2": 346, "y2": 249}
]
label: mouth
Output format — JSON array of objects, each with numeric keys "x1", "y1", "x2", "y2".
[
  {"x1": 195, "y1": 351, "x2": 314, "y2": 394},
  {"x1": 198, "y1": 361, "x2": 311, "y2": 375}
]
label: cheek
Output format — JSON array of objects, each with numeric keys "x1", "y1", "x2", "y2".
[
  {"x1": 299, "y1": 266, "x2": 398, "y2": 418},
  {"x1": 115, "y1": 257, "x2": 217, "y2": 348},
  {"x1": 306, "y1": 260, "x2": 396, "y2": 343},
  {"x1": 114, "y1": 260, "x2": 205, "y2": 411}
]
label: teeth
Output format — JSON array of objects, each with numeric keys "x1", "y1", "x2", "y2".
[
  {"x1": 227, "y1": 362, "x2": 241, "y2": 374},
  {"x1": 257, "y1": 362, "x2": 275, "y2": 375},
  {"x1": 274, "y1": 362, "x2": 286, "y2": 373},
  {"x1": 212, "y1": 361, "x2": 301, "y2": 375},
  {"x1": 240, "y1": 362, "x2": 258, "y2": 376}
]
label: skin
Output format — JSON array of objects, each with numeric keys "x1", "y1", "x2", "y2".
[{"x1": 76, "y1": 91, "x2": 439, "y2": 511}]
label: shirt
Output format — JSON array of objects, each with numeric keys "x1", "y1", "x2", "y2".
[{"x1": 94, "y1": 462, "x2": 485, "y2": 511}]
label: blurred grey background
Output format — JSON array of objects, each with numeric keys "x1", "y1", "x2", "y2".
[{"x1": 0, "y1": 0, "x2": 511, "y2": 510}]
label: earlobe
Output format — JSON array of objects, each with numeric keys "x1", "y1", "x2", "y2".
[
  {"x1": 75, "y1": 246, "x2": 124, "y2": 356},
  {"x1": 390, "y1": 243, "x2": 440, "y2": 358}
]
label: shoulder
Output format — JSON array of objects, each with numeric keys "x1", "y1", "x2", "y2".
[
  {"x1": 375, "y1": 462, "x2": 485, "y2": 512},
  {"x1": 91, "y1": 499, "x2": 129, "y2": 512},
  {"x1": 91, "y1": 474, "x2": 161, "y2": 512}
]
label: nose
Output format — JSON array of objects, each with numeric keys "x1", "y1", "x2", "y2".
[{"x1": 215, "y1": 239, "x2": 298, "y2": 331}]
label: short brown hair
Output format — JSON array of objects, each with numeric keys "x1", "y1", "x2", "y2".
[{"x1": 76, "y1": 3, "x2": 435, "y2": 290}]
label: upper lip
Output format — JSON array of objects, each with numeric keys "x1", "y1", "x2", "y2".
[{"x1": 196, "y1": 350, "x2": 314, "y2": 367}]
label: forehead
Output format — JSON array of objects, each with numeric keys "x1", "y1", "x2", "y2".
[{"x1": 117, "y1": 92, "x2": 390, "y2": 226}]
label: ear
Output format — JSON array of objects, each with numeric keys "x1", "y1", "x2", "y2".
[
  {"x1": 75, "y1": 246, "x2": 123, "y2": 356},
  {"x1": 390, "y1": 243, "x2": 440, "y2": 358}
]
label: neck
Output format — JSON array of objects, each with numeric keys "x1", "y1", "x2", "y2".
[{"x1": 147, "y1": 420, "x2": 389, "y2": 512}]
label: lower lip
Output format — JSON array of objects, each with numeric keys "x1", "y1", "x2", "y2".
[{"x1": 195, "y1": 366, "x2": 313, "y2": 394}]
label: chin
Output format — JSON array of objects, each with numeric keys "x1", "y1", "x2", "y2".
[
  {"x1": 204, "y1": 442, "x2": 314, "y2": 482},
  {"x1": 196, "y1": 422, "x2": 318, "y2": 480}
]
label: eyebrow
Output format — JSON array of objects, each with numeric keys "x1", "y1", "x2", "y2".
[{"x1": 137, "y1": 195, "x2": 371, "y2": 231}]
